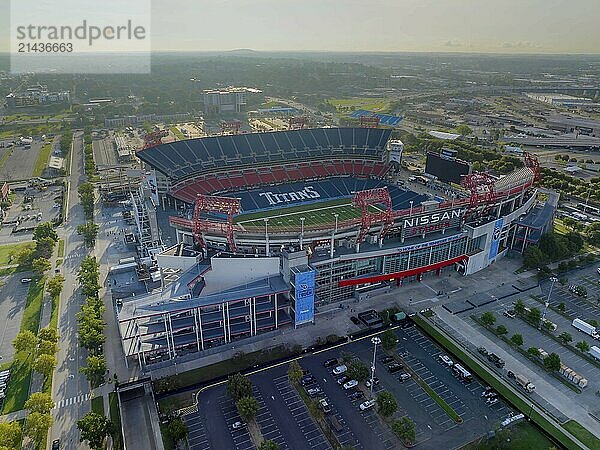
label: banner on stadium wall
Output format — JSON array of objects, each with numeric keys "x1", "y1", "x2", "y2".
[
  {"x1": 488, "y1": 218, "x2": 504, "y2": 260},
  {"x1": 294, "y1": 269, "x2": 316, "y2": 325}
]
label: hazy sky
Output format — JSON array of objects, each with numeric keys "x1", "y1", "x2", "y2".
[{"x1": 1, "y1": 0, "x2": 600, "y2": 53}]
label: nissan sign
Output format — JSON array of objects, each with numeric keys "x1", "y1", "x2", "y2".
[{"x1": 402, "y1": 209, "x2": 465, "y2": 237}]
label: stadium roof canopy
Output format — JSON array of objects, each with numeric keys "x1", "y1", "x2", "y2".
[{"x1": 137, "y1": 127, "x2": 392, "y2": 182}]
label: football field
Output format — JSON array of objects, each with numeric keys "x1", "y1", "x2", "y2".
[{"x1": 234, "y1": 198, "x2": 380, "y2": 230}]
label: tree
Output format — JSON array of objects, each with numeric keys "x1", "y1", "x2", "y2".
[
  {"x1": 24, "y1": 412, "x2": 53, "y2": 444},
  {"x1": 527, "y1": 347, "x2": 540, "y2": 357},
  {"x1": 34, "y1": 237, "x2": 56, "y2": 259},
  {"x1": 557, "y1": 302, "x2": 566, "y2": 312},
  {"x1": 77, "y1": 411, "x2": 114, "y2": 450},
  {"x1": 32, "y1": 257, "x2": 51, "y2": 275},
  {"x1": 346, "y1": 360, "x2": 370, "y2": 382},
  {"x1": 236, "y1": 396, "x2": 259, "y2": 422},
  {"x1": 37, "y1": 339, "x2": 57, "y2": 356},
  {"x1": 510, "y1": 333, "x2": 524, "y2": 347},
  {"x1": 480, "y1": 312, "x2": 496, "y2": 327},
  {"x1": 77, "y1": 222, "x2": 100, "y2": 247},
  {"x1": 527, "y1": 307, "x2": 542, "y2": 325},
  {"x1": 15, "y1": 247, "x2": 34, "y2": 266},
  {"x1": 576, "y1": 341, "x2": 590, "y2": 352},
  {"x1": 165, "y1": 417, "x2": 188, "y2": 444},
  {"x1": 523, "y1": 246, "x2": 546, "y2": 269},
  {"x1": 558, "y1": 332, "x2": 573, "y2": 345},
  {"x1": 495, "y1": 325, "x2": 508, "y2": 336},
  {"x1": 376, "y1": 391, "x2": 397, "y2": 417},
  {"x1": 25, "y1": 392, "x2": 55, "y2": 414},
  {"x1": 33, "y1": 354, "x2": 57, "y2": 378},
  {"x1": 227, "y1": 373, "x2": 253, "y2": 402},
  {"x1": 47, "y1": 274, "x2": 65, "y2": 298},
  {"x1": 544, "y1": 353, "x2": 561, "y2": 372},
  {"x1": 514, "y1": 299, "x2": 526, "y2": 316},
  {"x1": 392, "y1": 417, "x2": 416, "y2": 444},
  {"x1": 13, "y1": 330, "x2": 37, "y2": 354},
  {"x1": 38, "y1": 327, "x2": 59, "y2": 343},
  {"x1": 78, "y1": 183, "x2": 95, "y2": 220},
  {"x1": 381, "y1": 329, "x2": 398, "y2": 351},
  {"x1": 80, "y1": 355, "x2": 107, "y2": 387},
  {"x1": 455, "y1": 124, "x2": 473, "y2": 136},
  {"x1": 259, "y1": 440, "x2": 279, "y2": 450},
  {"x1": 287, "y1": 360, "x2": 303, "y2": 385},
  {"x1": 0, "y1": 421, "x2": 22, "y2": 449},
  {"x1": 33, "y1": 222, "x2": 58, "y2": 243}
]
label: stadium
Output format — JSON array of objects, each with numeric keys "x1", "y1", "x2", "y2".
[{"x1": 119, "y1": 126, "x2": 554, "y2": 367}]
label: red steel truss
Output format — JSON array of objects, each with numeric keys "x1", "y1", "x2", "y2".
[
  {"x1": 288, "y1": 116, "x2": 308, "y2": 130},
  {"x1": 192, "y1": 194, "x2": 241, "y2": 252},
  {"x1": 360, "y1": 116, "x2": 380, "y2": 128},
  {"x1": 142, "y1": 130, "x2": 168, "y2": 149},
  {"x1": 352, "y1": 187, "x2": 393, "y2": 244},
  {"x1": 220, "y1": 120, "x2": 242, "y2": 135},
  {"x1": 524, "y1": 152, "x2": 541, "y2": 183},
  {"x1": 461, "y1": 172, "x2": 497, "y2": 209}
]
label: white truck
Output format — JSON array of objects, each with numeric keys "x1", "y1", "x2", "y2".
[
  {"x1": 590, "y1": 346, "x2": 600, "y2": 362},
  {"x1": 571, "y1": 318, "x2": 599, "y2": 339},
  {"x1": 515, "y1": 373, "x2": 535, "y2": 393}
]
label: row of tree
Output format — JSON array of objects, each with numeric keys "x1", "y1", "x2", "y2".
[
  {"x1": 77, "y1": 256, "x2": 107, "y2": 388},
  {"x1": 83, "y1": 133, "x2": 96, "y2": 177},
  {"x1": 77, "y1": 182, "x2": 99, "y2": 247},
  {"x1": 523, "y1": 232, "x2": 584, "y2": 270}
]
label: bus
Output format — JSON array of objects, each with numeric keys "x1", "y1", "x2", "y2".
[{"x1": 452, "y1": 363, "x2": 473, "y2": 382}]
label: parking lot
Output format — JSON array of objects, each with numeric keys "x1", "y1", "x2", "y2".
[
  {"x1": 0, "y1": 273, "x2": 33, "y2": 362},
  {"x1": 184, "y1": 323, "x2": 514, "y2": 450},
  {"x1": 470, "y1": 293, "x2": 600, "y2": 410},
  {"x1": 540, "y1": 266, "x2": 600, "y2": 323}
]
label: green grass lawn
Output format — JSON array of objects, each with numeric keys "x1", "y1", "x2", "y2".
[
  {"x1": 461, "y1": 421, "x2": 557, "y2": 450},
  {"x1": 91, "y1": 395, "x2": 105, "y2": 415},
  {"x1": 0, "y1": 242, "x2": 34, "y2": 266},
  {"x1": 327, "y1": 97, "x2": 392, "y2": 114},
  {"x1": 235, "y1": 197, "x2": 380, "y2": 230},
  {"x1": 109, "y1": 392, "x2": 124, "y2": 450},
  {"x1": 0, "y1": 146, "x2": 14, "y2": 169},
  {"x1": 32, "y1": 142, "x2": 52, "y2": 177},
  {"x1": 563, "y1": 420, "x2": 600, "y2": 450},
  {"x1": 170, "y1": 126, "x2": 185, "y2": 140},
  {"x1": 1, "y1": 277, "x2": 46, "y2": 414},
  {"x1": 57, "y1": 239, "x2": 65, "y2": 258}
]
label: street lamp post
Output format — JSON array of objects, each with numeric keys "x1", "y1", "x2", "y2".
[
  {"x1": 300, "y1": 217, "x2": 305, "y2": 250},
  {"x1": 541, "y1": 276, "x2": 558, "y2": 328},
  {"x1": 370, "y1": 336, "x2": 381, "y2": 399},
  {"x1": 409, "y1": 200, "x2": 413, "y2": 216}
]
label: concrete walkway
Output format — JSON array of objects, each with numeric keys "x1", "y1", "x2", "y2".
[{"x1": 434, "y1": 306, "x2": 600, "y2": 440}]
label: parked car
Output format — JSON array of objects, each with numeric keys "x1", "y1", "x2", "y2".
[
  {"x1": 507, "y1": 371, "x2": 515, "y2": 379},
  {"x1": 20, "y1": 278, "x2": 32, "y2": 283},
  {"x1": 301, "y1": 375, "x2": 317, "y2": 386},
  {"x1": 477, "y1": 347, "x2": 488, "y2": 356},
  {"x1": 365, "y1": 377, "x2": 380, "y2": 388},
  {"x1": 438, "y1": 355, "x2": 454, "y2": 367},
  {"x1": 232, "y1": 421, "x2": 245, "y2": 429},
  {"x1": 324, "y1": 358, "x2": 338, "y2": 368},
  {"x1": 503, "y1": 310, "x2": 516, "y2": 319},
  {"x1": 398, "y1": 373, "x2": 411, "y2": 382},
  {"x1": 319, "y1": 398, "x2": 331, "y2": 414},
  {"x1": 387, "y1": 363, "x2": 403, "y2": 373},
  {"x1": 350, "y1": 316, "x2": 361, "y2": 325},
  {"x1": 486, "y1": 398, "x2": 499, "y2": 406},
  {"x1": 343, "y1": 380, "x2": 358, "y2": 390},
  {"x1": 306, "y1": 387, "x2": 322, "y2": 397},
  {"x1": 51, "y1": 440, "x2": 60, "y2": 450},
  {"x1": 359, "y1": 399, "x2": 376, "y2": 411},
  {"x1": 336, "y1": 376, "x2": 349, "y2": 385},
  {"x1": 348, "y1": 391, "x2": 363, "y2": 401},
  {"x1": 380, "y1": 356, "x2": 394, "y2": 364},
  {"x1": 332, "y1": 365, "x2": 347, "y2": 375}
]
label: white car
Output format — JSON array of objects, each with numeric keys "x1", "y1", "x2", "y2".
[
  {"x1": 359, "y1": 399, "x2": 376, "y2": 411},
  {"x1": 438, "y1": 355, "x2": 454, "y2": 367},
  {"x1": 332, "y1": 364, "x2": 347, "y2": 375},
  {"x1": 232, "y1": 421, "x2": 245, "y2": 429},
  {"x1": 343, "y1": 380, "x2": 358, "y2": 390},
  {"x1": 20, "y1": 278, "x2": 32, "y2": 283}
]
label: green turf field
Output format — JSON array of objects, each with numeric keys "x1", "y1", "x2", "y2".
[{"x1": 235, "y1": 198, "x2": 380, "y2": 230}]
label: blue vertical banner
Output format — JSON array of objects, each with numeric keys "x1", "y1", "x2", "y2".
[
  {"x1": 295, "y1": 269, "x2": 316, "y2": 325},
  {"x1": 488, "y1": 218, "x2": 504, "y2": 260}
]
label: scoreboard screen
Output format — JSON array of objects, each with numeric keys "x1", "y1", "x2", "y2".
[{"x1": 425, "y1": 153, "x2": 470, "y2": 184}]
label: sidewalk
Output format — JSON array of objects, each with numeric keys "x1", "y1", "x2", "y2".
[{"x1": 433, "y1": 306, "x2": 600, "y2": 440}]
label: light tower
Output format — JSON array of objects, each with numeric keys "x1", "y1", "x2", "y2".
[{"x1": 370, "y1": 336, "x2": 381, "y2": 398}]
